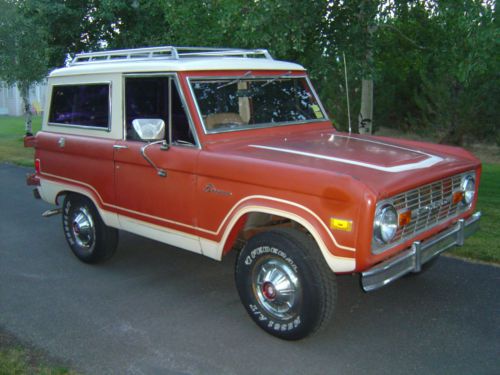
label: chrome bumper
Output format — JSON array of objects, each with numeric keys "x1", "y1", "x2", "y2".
[{"x1": 361, "y1": 211, "x2": 481, "y2": 292}]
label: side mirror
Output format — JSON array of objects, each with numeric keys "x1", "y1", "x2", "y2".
[{"x1": 132, "y1": 119, "x2": 165, "y2": 141}]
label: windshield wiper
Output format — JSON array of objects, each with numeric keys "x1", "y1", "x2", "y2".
[
  {"x1": 216, "y1": 71, "x2": 252, "y2": 90},
  {"x1": 261, "y1": 71, "x2": 292, "y2": 87}
]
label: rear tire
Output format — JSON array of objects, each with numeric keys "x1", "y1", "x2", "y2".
[
  {"x1": 62, "y1": 194, "x2": 118, "y2": 263},
  {"x1": 235, "y1": 228, "x2": 337, "y2": 340}
]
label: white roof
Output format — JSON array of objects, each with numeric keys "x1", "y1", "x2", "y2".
[{"x1": 49, "y1": 57, "x2": 305, "y2": 77}]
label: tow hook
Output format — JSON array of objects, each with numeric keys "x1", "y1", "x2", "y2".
[{"x1": 42, "y1": 208, "x2": 62, "y2": 218}]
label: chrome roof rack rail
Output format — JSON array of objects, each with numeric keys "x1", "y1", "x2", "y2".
[{"x1": 70, "y1": 46, "x2": 273, "y2": 66}]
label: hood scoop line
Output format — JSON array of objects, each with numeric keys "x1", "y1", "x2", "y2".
[{"x1": 248, "y1": 144, "x2": 443, "y2": 173}]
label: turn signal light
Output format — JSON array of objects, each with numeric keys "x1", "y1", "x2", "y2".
[
  {"x1": 398, "y1": 210, "x2": 412, "y2": 226},
  {"x1": 452, "y1": 191, "x2": 464, "y2": 205}
]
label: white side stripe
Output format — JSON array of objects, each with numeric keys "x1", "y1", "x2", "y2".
[
  {"x1": 249, "y1": 144, "x2": 443, "y2": 173},
  {"x1": 40, "y1": 172, "x2": 355, "y2": 252}
]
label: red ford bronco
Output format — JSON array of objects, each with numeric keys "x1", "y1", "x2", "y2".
[{"x1": 25, "y1": 46, "x2": 481, "y2": 340}]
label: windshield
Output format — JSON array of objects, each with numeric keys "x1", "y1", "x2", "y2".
[{"x1": 190, "y1": 76, "x2": 327, "y2": 133}]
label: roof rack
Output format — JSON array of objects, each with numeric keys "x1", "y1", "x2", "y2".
[{"x1": 70, "y1": 46, "x2": 273, "y2": 66}]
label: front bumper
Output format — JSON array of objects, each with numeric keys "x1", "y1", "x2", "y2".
[{"x1": 361, "y1": 211, "x2": 481, "y2": 292}]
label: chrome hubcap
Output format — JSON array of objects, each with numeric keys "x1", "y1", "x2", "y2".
[
  {"x1": 253, "y1": 257, "x2": 301, "y2": 320},
  {"x1": 71, "y1": 207, "x2": 95, "y2": 249}
]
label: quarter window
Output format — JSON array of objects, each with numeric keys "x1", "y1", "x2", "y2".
[{"x1": 48, "y1": 84, "x2": 110, "y2": 128}]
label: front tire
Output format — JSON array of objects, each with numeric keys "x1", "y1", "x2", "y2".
[
  {"x1": 62, "y1": 194, "x2": 118, "y2": 263},
  {"x1": 235, "y1": 229, "x2": 337, "y2": 340}
]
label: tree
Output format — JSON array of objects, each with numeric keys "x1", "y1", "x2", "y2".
[
  {"x1": 0, "y1": 0, "x2": 48, "y2": 134},
  {"x1": 2, "y1": 0, "x2": 497, "y2": 145},
  {"x1": 414, "y1": 0, "x2": 498, "y2": 145},
  {"x1": 374, "y1": 0, "x2": 498, "y2": 145},
  {"x1": 90, "y1": 0, "x2": 170, "y2": 49},
  {"x1": 22, "y1": 0, "x2": 103, "y2": 68}
]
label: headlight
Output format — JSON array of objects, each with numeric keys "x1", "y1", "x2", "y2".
[
  {"x1": 461, "y1": 175, "x2": 476, "y2": 205},
  {"x1": 374, "y1": 204, "x2": 398, "y2": 244}
]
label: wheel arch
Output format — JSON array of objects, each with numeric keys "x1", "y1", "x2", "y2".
[
  {"x1": 218, "y1": 197, "x2": 356, "y2": 273},
  {"x1": 39, "y1": 178, "x2": 119, "y2": 228}
]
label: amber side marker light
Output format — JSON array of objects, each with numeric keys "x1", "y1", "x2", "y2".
[
  {"x1": 330, "y1": 218, "x2": 353, "y2": 232},
  {"x1": 398, "y1": 210, "x2": 412, "y2": 226},
  {"x1": 452, "y1": 191, "x2": 464, "y2": 205}
]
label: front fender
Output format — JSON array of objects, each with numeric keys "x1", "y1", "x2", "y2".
[{"x1": 202, "y1": 195, "x2": 356, "y2": 273}]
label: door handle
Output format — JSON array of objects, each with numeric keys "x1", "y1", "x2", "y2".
[{"x1": 113, "y1": 144, "x2": 128, "y2": 150}]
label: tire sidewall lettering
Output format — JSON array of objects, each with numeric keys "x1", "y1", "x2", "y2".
[
  {"x1": 248, "y1": 303, "x2": 303, "y2": 332},
  {"x1": 244, "y1": 245, "x2": 298, "y2": 273},
  {"x1": 63, "y1": 200, "x2": 76, "y2": 246}
]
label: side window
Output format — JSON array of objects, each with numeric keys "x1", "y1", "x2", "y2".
[
  {"x1": 125, "y1": 77, "x2": 168, "y2": 141},
  {"x1": 125, "y1": 76, "x2": 195, "y2": 145},
  {"x1": 48, "y1": 84, "x2": 110, "y2": 128}
]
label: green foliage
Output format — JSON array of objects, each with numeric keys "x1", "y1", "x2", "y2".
[
  {"x1": 0, "y1": 0, "x2": 49, "y2": 127},
  {"x1": 21, "y1": 0, "x2": 103, "y2": 67},
  {"x1": 93, "y1": 0, "x2": 170, "y2": 49},
  {"x1": 0, "y1": 0, "x2": 48, "y2": 86},
  {"x1": 0, "y1": 0, "x2": 497, "y2": 144},
  {"x1": 374, "y1": 0, "x2": 499, "y2": 144}
]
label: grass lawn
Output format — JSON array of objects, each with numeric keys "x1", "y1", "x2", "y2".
[
  {"x1": 450, "y1": 163, "x2": 500, "y2": 264},
  {"x1": 0, "y1": 330, "x2": 77, "y2": 375},
  {"x1": 0, "y1": 348, "x2": 75, "y2": 375},
  {"x1": 0, "y1": 115, "x2": 42, "y2": 167}
]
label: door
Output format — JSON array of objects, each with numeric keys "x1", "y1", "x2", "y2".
[{"x1": 113, "y1": 75, "x2": 201, "y2": 251}]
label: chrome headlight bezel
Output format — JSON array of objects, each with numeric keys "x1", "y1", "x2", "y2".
[
  {"x1": 461, "y1": 174, "x2": 476, "y2": 206},
  {"x1": 373, "y1": 203, "x2": 398, "y2": 244}
]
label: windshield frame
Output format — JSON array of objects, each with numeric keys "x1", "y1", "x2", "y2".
[{"x1": 187, "y1": 73, "x2": 330, "y2": 135}]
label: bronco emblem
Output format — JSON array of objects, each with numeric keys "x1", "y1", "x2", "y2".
[
  {"x1": 203, "y1": 183, "x2": 232, "y2": 196},
  {"x1": 417, "y1": 198, "x2": 450, "y2": 215}
]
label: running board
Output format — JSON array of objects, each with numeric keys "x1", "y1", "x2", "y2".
[{"x1": 42, "y1": 208, "x2": 62, "y2": 218}]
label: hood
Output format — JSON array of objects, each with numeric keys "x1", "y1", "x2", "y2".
[
  {"x1": 248, "y1": 133, "x2": 441, "y2": 173},
  {"x1": 209, "y1": 127, "x2": 480, "y2": 198}
]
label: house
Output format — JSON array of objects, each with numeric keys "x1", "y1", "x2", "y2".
[{"x1": 0, "y1": 81, "x2": 47, "y2": 116}]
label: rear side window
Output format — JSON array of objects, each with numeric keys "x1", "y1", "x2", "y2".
[{"x1": 48, "y1": 84, "x2": 110, "y2": 129}]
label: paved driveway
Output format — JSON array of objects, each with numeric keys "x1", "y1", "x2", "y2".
[{"x1": 1, "y1": 164, "x2": 498, "y2": 375}]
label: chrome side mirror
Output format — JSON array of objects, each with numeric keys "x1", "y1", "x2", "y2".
[{"x1": 132, "y1": 119, "x2": 165, "y2": 141}]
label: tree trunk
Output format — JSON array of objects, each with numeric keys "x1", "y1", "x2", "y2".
[
  {"x1": 358, "y1": 79, "x2": 373, "y2": 134},
  {"x1": 358, "y1": 1, "x2": 376, "y2": 135},
  {"x1": 19, "y1": 82, "x2": 32, "y2": 135}
]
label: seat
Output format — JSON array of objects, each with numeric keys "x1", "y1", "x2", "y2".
[{"x1": 205, "y1": 112, "x2": 244, "y2": 130}]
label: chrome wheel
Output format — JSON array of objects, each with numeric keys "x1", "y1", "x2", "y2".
[
  {"x1": 236, "y1": 229, "x2": 337, "y2": 340},
  {"x1": 71, "y1": 207, "x2": 95, "y2": 249},
  {"x1": 252, "y1": 257, "x2": 301, "y2": 320},
  {"x1": 63, "y1": 194, "x2": 119, "y2": 264}
]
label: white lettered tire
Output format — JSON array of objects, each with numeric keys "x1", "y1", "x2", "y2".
[{"x1": 235, "y1": 228, "x2": 337, "y2": 340}]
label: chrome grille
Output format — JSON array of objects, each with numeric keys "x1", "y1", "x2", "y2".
[{"x1": 372, "y1": 171, "x2": 474, "y2": 254}]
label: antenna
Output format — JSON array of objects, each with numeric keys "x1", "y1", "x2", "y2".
[{"x1": 343, "y1": 52, "x2": 352, "y2": 135}]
